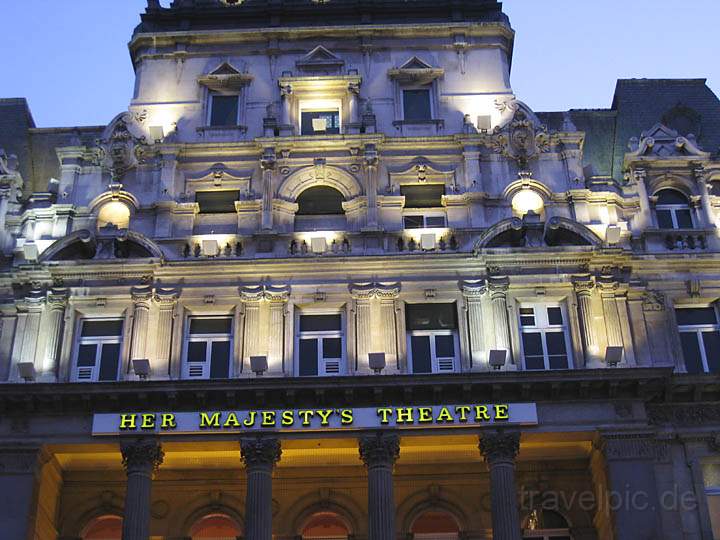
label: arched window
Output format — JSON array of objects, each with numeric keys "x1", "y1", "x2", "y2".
[
  {"x1": 654, "y1": 189, "x2": 694, "y2": 229},
  {"x1": 189, "y1": 513, "x2": 242, "y2": 539},
  {"x1": 81, "y1": 515, "x2": 122, "y2": 540},
  {"x1": 522, "y1": 509, "x2": 571, "y2": 540},
  {"x1": 302, "y1": 511, "x2": 350, "y2": 540},
  {"x1": 411, "y1": 510, "x2": 461, "y2": 540},
  {"x1": 297, "y1": 186, "x2": 346, "y2": 216}
]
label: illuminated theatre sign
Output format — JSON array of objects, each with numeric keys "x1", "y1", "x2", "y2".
[{"x1": 92, "y1": 403, "x2": 538, "y2": 436}]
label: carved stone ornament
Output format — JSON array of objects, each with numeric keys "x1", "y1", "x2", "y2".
[
  {"x1": 625, "y1": 123, "x2": 710, "y2": 161},
  {"x1": 642, "y1": 290, "x2": 666, "y2": 312},
  {"x1": 120, "y1": 440, "x2": 164, "y2": 474},
  {"x1": 488, "y1": 106, "x2": 552, "y2": 169},
  {"x1": 0, "y1": 149, "x2": 24, "y2": 201},
  {"x1": 240, "y1": 437, "x2": 282, "y2": 468},
  {"x1": 478, "y1": 431, "x2": 520, "y2": 465},
  {"x1": 96, "y1": 114, "x2": 149, "y2": 182},
  {"x1": 240, "y1": 284, "x2": 291, "y2": 303},
  {"x1": 572, "y1": 276, "x2": 595, "y2": 294},
  {"x1": 599, "y1": 433, "x2": 664, "y2": 462},
  {"x1": 349, "y1": 282, "x2": 401, "y2": 300},
  {"x1": 359, "y1": 433, "x2": 400, "y2": 468},
  {"x1": 647, "y1": 404, "x2": 720, "y2": 426},
  {"x1": 460, "y1": 280, "x2": 488, "y2": 298}
]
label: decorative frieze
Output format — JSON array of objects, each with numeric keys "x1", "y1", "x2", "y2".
[{"x1": 598, "y1": 433, "x2": 664, "y2": 462}]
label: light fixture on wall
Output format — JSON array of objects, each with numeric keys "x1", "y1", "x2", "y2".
[
  {"x1": 251, "y1": 356, "x2": 268, "y2": 376},
  {"x1": 132, "y1": 359, "x2": 150, "y2": 380},
  {"x1": 604, "y1": 346, "x2": 624, "y2": 367},
  {"x1": 149, "y1": 125, "x2": 165, "y2": 143},
  {"x1": 606, "y1": 225, "x2": 622, "y2": 245},
  {"x1": 369, "y1": 352, "x2": 386, "y2": 374},
  {"x1": 17, "y1": 362, "x2": 36, "y2": 382},
  {"x1": 512, "y1": 188, "x2": 544, "y2": 217},
  {"x1": 488, "y1": 349, "x2": 507, "y2": 370}
]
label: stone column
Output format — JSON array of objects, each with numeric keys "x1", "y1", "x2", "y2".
[
  {"x1": 130, "y1": 286, "x2": 153, "y2": 362},
  {"x1": 154, "y1": 288, "x2": 178, "y2": 375},
  {"x1": 696, "y1": 167, "x2": 716, "y2": 228},
  {"x1": 42, "y1": 289, "x2": 68, "y2": 376},
  {"x1": 359, "y1": 433, "x2": 400, "y2": 540},
  {"x1": 573, "y1": 276, "x2": 597, "y2": 361},
  {"x1": 350, "y1": 284, "x2": 374, "y2": 373},
  {"x1": 595, "y1": 433, "x2": 662, "y2": 540},
  {"x1": 158, "y1": 149, "x2": 178, "y2": 200},
  {"x1": 598, "y1": 279, "x2": 624, "y2": 355},
  {"x1": 241, "y1": 287, "x2": 264, "y2": 364},
  {"x1": 13, "y1": 289, "x2": 45, "y2": 370},
  {"x1": 462, "y1": 281, "x2": 487, "y2": 369},
  {"x1": 266, "y1": 286, "x2": 290, "y2": 374},
  {"x1": 479, "y1": 431, "x2": 522, "y2": 540},
  {"x1": 120, "y1": 439, "x2": 164, "y2": 540},
  {"x1": 0, "y1": 445, "x2": 49, "y2": 539},
  {"x1": 280, "y1": 84, "x2": 293, "y2": 129},
  {"x1": 260, "y1": 149, "x2": 276, "y2": 231},
  {"x1": 364, "y1": 144, "x2": 379, "y2": 229},
  {"x1": 489, "y1": 277, "x2": 511, "y2": 363},
  {"x1": 241, "y1": 438, "x2": 282, "y2": 540},
  {"x1": 377, "y1": 285, "x2": 400, "y2": 371},
  {"x1": 631, "y1": 168, "x2": 651, "y2": 229}
]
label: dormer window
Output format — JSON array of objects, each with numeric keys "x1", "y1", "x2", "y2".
[
  {"x1": 389, "y1": 57, "x2": 444, "y2": 129},
  {"x1": 654, "y1": 189, "x2": 694, "y2": 229},
  {"x1": 198, "y1": 63, "x2": 252, "y2": 130}
]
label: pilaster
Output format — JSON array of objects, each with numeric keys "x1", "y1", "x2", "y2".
[
  {"x1": 130, "y1": 286, "x2": 153, "y2": 362},
  {"x1": 461, "y1": 280, "x2": 488, "y2": 370}
]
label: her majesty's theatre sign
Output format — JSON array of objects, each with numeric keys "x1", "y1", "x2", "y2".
[{"x1": 92, "y1": 403, "x2": 538, "y2": 435}]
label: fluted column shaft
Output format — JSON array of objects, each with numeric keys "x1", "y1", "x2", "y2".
[
  {"x1": 573, "y1": 278, "x2": 597, "y2": 360},
  {"x1": 154, "y1": 289, "x2": 178, "y2": 368},
  {"x1": 364, "y1": 144, "x2": 379, "y2": 228},
  {"x1": 241, "y1": 438, "x2": 281, "y2": 540},
  {"x1": 260, "y1": 149, "x2": 276, "y2": 231},
  {"x1": 479, "y1": 432, "x2": 521, "y2": 540},
  {"x1": 43, "y1": 290, "x2": 68, "y2": 374},
  {"x1": 489, "y1": 278, "x2": 511, "y2": 355},
  {"x1": 359, "y1": 433, "x2": 400, "y2": 540},
  {"x1": 121, "y1": 440, "x2": 163, "y2": 540},
  {"x1": 130, "y1": 287, "x2": 153, "y2": 361},
  {"x1": 462, "y1": 282, "x2": 487, "y2": 369}
]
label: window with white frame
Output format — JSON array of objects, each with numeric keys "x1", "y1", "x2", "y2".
[
  {"x1": 654, "y1": 189, "x2": 694, "y2": 229},
  {"x1": 183, "y1": 316, "x2": 233, "y2": 379},
  {"x1": 519, "y1": 304, "x2": 572, "y2": 371},
  {"x1": 73, "y1": 319, "x2": 124, "y2": 382},
  {"x1": 676, "y1": 306, "x2": 720, "y2": 374},
  {"x1": 401, "y1": 184, "x2": 446, "y2": 229},
  {"x1": 406, "y1": 303, "x2": 459, "y2": 374},
  {"x1": 208, "y1": 93, "x2": 241, "y2": 127},
  {"x1": 296, "y1": 313, "x2": 345, "y2": 376},
  {"x1": 702, "y1": 463, "x2": 720, "y2": 540}
]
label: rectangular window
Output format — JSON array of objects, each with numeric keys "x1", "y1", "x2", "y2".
[
  {"x1": 403, "y1": 88, "x2": 432, "y2": 121},
  {"x1": 401, "y1": 184, "x2": 445, "y2": 209},
  {"x1": 406, "y1": 303, "x2": 459, "y2": 374},
  {"x1": 184, "y1": 316, "x2": 233, "y2": 379},
  {"x1": 73, "y1": 319, "x2": 123, "y2": 382},
  {"x1": 403, "y1": 215, "x2": 447, "y2": 229},
  {"x1": 209, "y1": 94, "x2": 240, "y2": 127},
  {"x1": 296, "y1": 313, "x2": 344, "y2": 376},
  {"x1": 676, "y1": 307, "x2": 720, "y2": 374},
  {"x1": 519, "y1": 304, "x2": 572, "y2": 371},
  {"x1": 301, "y1": 110, "x2": 340, "y2": 135},
  {"x1": 195, "y1": 190, "x2": 240, "y2": 214}
]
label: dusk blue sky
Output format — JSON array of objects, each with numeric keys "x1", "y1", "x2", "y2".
[{"x1": 1, "y1": 0, "x2": 718, "y2": 128}]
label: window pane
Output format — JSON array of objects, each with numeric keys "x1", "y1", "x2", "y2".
[
  {"x1": 410, "y1": 335, "x2": 432, "y2": 374},
  {"x1": 210, "y1": 341, "x2": 231, "y2": 379},
  {"x1": 656, "y1": 189, "x2": 688, "y2": 205},
  {"x1": 190, "y1": 318, "x2": 232, "y2": 335},
  {"x1": 210, "y1": 95, "x2": 239, "y2": 126},
  {"x1": 676, "y1": 209, "x2": 694, "y2": 229},
  {"x1": 525, "y1": 356, "x2": 545, "y2": 370},
  {"x1": 676, "y1": 308, "x2": 718, "y2": 326},
  {"x1": 549, "y1": 355, "x2": 569, "y2": 370},
  {"x1": 680, "y1": 332, "x2": 704, "y2": 374},
  {"x1": 77, "y1": 344, "x2": 97, "y2": 367},
  {"x1": 406, "y1": 303, "x2": 457, "y2": 330},
  {"x1": 323, "y1": 338, "x2": 342, "y2": 359},
  {"x1": 82, "y1": 320, "x2": 123, "y2": 337},
  {"x1": 299, "y1": 339, "x2": 319, "y2": 376},
  {"x1": 656, "y1": 209, "x2": 674, "y2": 229},
  {"x1": 187, "y1": 341, "x2": 207, "y2": 362},
  {"x1": 547, "y1": 307, "x2": 564, "y2": 325},
  {"x1": 703, "y1": 331, "x2": 720, "y2": 373},
  {"x1": 300, "y1": 314, "x2": 342, "y2": 332},
  {"x1": 401, "y1": 185, "x2": 445, "y2": 209},
  {"x1": 98, "y1": 343, "x2": 120, "y2": 381},
  {"x1": 195, "y1": 191, "x2": 239, "y2": 214},
  {"x1": 296, "y1": 186, "x2": 345, "y2": 215},
  {"x1": 403, "y1": 215, "x2": 425, "y2": 229},
  {"x1": 520, "y1": 308, "x2": 535, "y2": 327},
  {"x1": 435, "y1": 335, "x2": 455, "y2": 358},
  {"x1": 545, "y1": 332, "x2": 567, "y2": 355},
  {"x1": 425, "y1": 216, "x2": 446, "y2": 227},
  {"x1": 403, "y1": 89, "x2": 432, "y2": 121},
  {"x1": 522, "y1": 333, "x2": 543, "y2": 356},
  {"x1": 301, "y1": 110, "x2": 340, "y2": 135}
]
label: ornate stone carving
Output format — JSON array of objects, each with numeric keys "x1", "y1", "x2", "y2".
[
  {"x1": 349, "y1": 282, "x2": 401, "y2": 300},
  {"x1": 121, "y1": 440, "x2": 164, "y2": 474},
  {"x1": 488, "y1": 107, "x2": 552, "y2": 169},
  {"x1": 478, "y1": 431, "x2": 520, "y2": 465},
  {"x1": 642, "y1": 290, "x2": 666, "y2": 312},
  {"x1": 599, "y1": 433, "x2": 662, "y2": 461},
  {"x1": 648, "y1": 404, "x2": 720, "y2": 426},
  {"x1": 359, "y1": 433, "x2": 400, "y2": 467},
  {"x1": 240, "y1": 284, "x2": 290, "y2": 303},
  {"x1": 96, "y1": 115, "x2": 148, "y2": 182},
  {"x1": 240, "y1": 437, "x2": 282, "y2": 468}
]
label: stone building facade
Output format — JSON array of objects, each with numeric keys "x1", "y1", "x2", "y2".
[{"x1": 1, "y1": 1, "x2": 720, "y2": 539}]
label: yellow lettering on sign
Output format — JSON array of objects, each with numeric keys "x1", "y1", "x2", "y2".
[
  {"x1": 141, "y1": 414, "x2": 155, "y2": 429},
  {"x1": 455, "y1": 406, "x2": 471, "y2": 422},
  {"x1": 316, "y1": 409, "x2": 333, "y2": 426},
  {"x1": 119, "y1": 414, "x2": 136, "y2": 430},
  {"x1": 340, "y1": 409, "x2": 354, "y2": 425},
  {"x1": 494, "y1": 404, "x2": 509, "y2": 420},
  {"x1": 160, "y1": 414, "x2": 176, "y2": 429},
  {"x1": 261, "y1": 411, "x2": 276, "y2": 427},
  {"x1": 298, "y1": 410, "x2": 314, "y2": 426},
  {"x1": 223, "y1": 412, "x2": 240, "y2": 428},
  {"x1": 396, "y1": 407, "x2": 414, "y2": 424},
  {"x1": 200, "y1": 412, "x2": 221, "y2": 428},
  {"x1": 475, "y1": 405, "x2": 490, "y2": 421},
  {"x1": 281, "y1": 410, "x2": 294, "y2": 426},
  {"x1": 243, "y1": 411, "x2": 257, "y2": 427},
  {"x1": 417, "y1": 407, "x2": 433, "y2": 423},
  {"x1": 376, "y1": 407, "x2": 393, "y2": 424},
  {"x1": 436, "y1": 407, "x2": 453, "y2": 423}
]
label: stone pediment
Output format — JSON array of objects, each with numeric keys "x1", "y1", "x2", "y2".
[
  {"x1": 388, "y1": 158, "x2": 457, "y2": 187},
  {"x1": 296, "y1": 46, "x2": 345, "y2": 73},
  {"x1": 388, "y1": 56, "x2": 444, "y2": 85},
  {"x1": 198, "y1": 62, "x2": 253, "y2": 91},
  {"x1": 626, "y1": 123, "x2": 709, "y2": 160},
  {"x1": 184, "y1": 163, "x2": 252, "y2": 192}
]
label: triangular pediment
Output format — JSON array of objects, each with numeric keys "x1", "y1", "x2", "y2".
[
  {"x1": 296, "y1": 46, "x2": 345, "y2": 72},
  {"x1": 399, "y1": 56, "x2": 434, "y2": 70},
  {"x1": 210, "y1": 62, "x2": 241, "y2": 76},
  {"x1": 641, "y1": 123, "x2": 680, "y2": 141}
]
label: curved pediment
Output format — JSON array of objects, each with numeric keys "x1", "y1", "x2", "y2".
[
  {"x1": 39, "y1": 229, "x2": 163, "y2": 263},
  {"x1": 475, "y1": 216, "x2": 601, "y2": 251}
]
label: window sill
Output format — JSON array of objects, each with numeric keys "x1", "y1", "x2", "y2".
[
  {"x1": 393, "y1": 119, "x2": 445, "y2": 128},
  {"x1": 197, "y1": 125, "x2": 248, "y2": 139}
]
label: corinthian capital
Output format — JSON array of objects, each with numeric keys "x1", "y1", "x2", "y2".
[
  {"x1": 359, "y1": 433, "x2": 400, "y2": 468},
  {"x1": 240, "y1": 437, "x2": 282, "y2": 469},
  {"x1": 460, "y1": 280, "x2": 487, "y2": 298},
  {"x1": 121, "y1": 439, "x2": 164, "y2": 475},
  {"x1": 488, "y1": 276, "x2": 510, "y2": 297},
  {"x1": 260, "y1": 148, "x2": 276, "y2": 171},
  {"x1": 478, "y1": 431, "x2": 520, "y2": 465},
  {"x1": 363, "y1": 143, "x2": 379, "y2": 167}
]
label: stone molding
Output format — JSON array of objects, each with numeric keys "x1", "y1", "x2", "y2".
[
  {"x1": 487, "y1": 276, "x2": 509, "y2": 297},
  {"x1": 240, "y1": 437, "x2": 282, "y2": 469},
  {"x1": 0, "y1": 445, "x2": 48, "y2": 475},
  {"x1": 359, "y1": 433, "x2": 400, "y2": 468},
  {"x1": 239, "y1": 285, "x2": 290, "y2": 303},
  {"x1": 572, "y1": 275, "x2": 595, "y2": 294},
  {"x1": 349, "y1": 282, "x2": 401, "y2": 300},
  {"x1": 460, "y1": 280, "x2": 487, "y2": 298},
  {"x1": 154, "y1": 287, "x2": 179, "y2": 306},
  {"x1": 121, "y1": 440, "x2": 164, "y2": 474},
  {"x1": 598, "y1": 433, "x2": 665, "y2": 462},
  {"x1": 478, "y1": 431, "x2": 520, "y2": 465},
  {"x1": 647, "y1": 404, "x2": 720, "y2": 426},
  {"x1": 130, "y1": 285, "x2": 154, "y2": 304}
]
